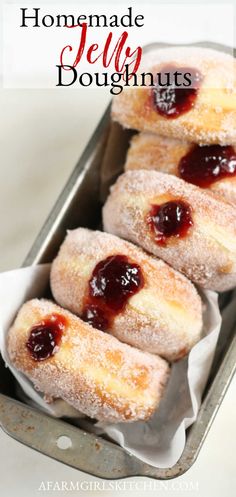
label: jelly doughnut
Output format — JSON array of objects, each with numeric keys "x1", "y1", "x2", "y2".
[
  {"x1": 103, "y1": 170, "x2": 236, "y2": 291},
  {"x1": 112, "y1": 47, "x2": 236, "y2": 145},
  {"x1": 50, "y1": 228, "x2": 203, "y2": 361},
  {"x1": 7, "y1": 299, "x2": 170, "y2": 423},
  {"x1": 125, "y1": 132, "x2": 236, "y2": 204}
]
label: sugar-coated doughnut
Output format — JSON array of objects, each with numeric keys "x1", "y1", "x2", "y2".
[
  {"x1": 7, "y1": 299, "x2": 170, "y2": 423},
  {"x1": 112, "y1": 47, "x2": 236, "y2": 145},
  {"x1": 125, "y1": 133, "x2": 189, "y2": 174},
  {"x1": 50, "y1": 228, "x2": 203, "y2": 361},
  {"x1": 125, "y1": 132, "x2": 236, "y2": 204},
  {"x1": 103, "y1": 170, "x2": 236, "y2": 291}
]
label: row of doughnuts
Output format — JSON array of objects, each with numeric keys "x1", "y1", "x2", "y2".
[
  {"x1": 7, "y1": 228, "x2": 204, "y2": 423},
  {"x1": 108, "y1": 46, "x2": 236, "y2": 291},
  {"x1": 119, "y1": 47, "x2": 236, "y2": 205},
  {"x1": 8, "y1": 46, "x2": 235, "y2": 424}
]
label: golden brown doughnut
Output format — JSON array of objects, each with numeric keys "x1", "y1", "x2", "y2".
[
  {"x1": 112, "y1": 47, "x2": 236, "y2": 145},
  {"x1": 125, "y1": 132, "x2": 236, "y2": 204},
  {"x1": 103, "y1": 170, "x2": 236, "y2": 291},
  {"x1": 7, "y1": 299, "x2": 170, "y2": 423},
  {"x1": 50, "y1": 228, "x2": 203, "y2": 361}
]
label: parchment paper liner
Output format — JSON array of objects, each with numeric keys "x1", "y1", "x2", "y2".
[{"x1": 0, "y1": 263, "x2": 222, "y2": 468}]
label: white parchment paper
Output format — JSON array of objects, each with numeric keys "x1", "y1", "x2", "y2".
[{"x1": 0, "y1": 264, "x2": 222, "y2": 468}]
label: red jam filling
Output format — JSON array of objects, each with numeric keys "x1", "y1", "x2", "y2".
[
  {"x1": 81, "y1": 304, "x2": 109, "y2": 331},
  {"x1": 147, "y1": 200, "x2": 193, "y2": 245},
  {"x1": 82, "y1": 255, "x2": 144, "y2": 331},
  {"x1": 179, "y1": 145, "x2": 236, "y2": 187},
  {"x1": 152, "y1": 65, "x2": 202, "y2": 118},
  {"x1": 26, "y1": 314, "x2": 66, "y2": 361}
]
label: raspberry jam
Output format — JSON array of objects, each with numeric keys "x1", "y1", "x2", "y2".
[
  {"x1": 179, "y1": 145, "x2": 236, "y2": 187},
  {"x1": 148, "y1": 200, "x2": 193, "y2": 245},
  {"x1": 82, "y1": 255, "x2": 144, "y2": 330},
  {"x1": 152, "y1": 66, "x2": 202, "y2": 118},
  {"x1": 26, "y1": 314, "x2": 66, "y2": 361},
  {"x1": 81, "y1": 305, "x2": 109, "y2": 331}
]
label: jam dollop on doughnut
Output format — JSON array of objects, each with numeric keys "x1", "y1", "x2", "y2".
[
  {"x1": 152, "y1": 66, "x2": 202, "y2": 118},
  {"x1": 179, "y1": 145, "x2": 236, "y2": 187},
  {"x1": 82, "y1": 255, "x2": 144, "y2": 330},
  {"x1": 81, "y1": 304, "x2": 109, "y2": 331},
  {"x1": 147, "y1": 200, "x2": 193, "y2": 245},
  {"x1": 26, "y1": 314, "x2": 66, "y2": 361}
]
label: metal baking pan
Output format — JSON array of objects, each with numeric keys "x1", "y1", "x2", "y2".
[{"x1": 0, "y1": 42, "x2": 235, "y2": 480}]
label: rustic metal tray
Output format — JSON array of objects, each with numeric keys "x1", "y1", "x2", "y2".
[{"x1": 0, "y1": 42, "x2": 235, "y2": 480}]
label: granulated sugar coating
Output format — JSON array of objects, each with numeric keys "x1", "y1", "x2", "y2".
[
  {"x1": 7, "y1": 299, "x2": 170, "y2": 423},
  {"x1": 112, "y1": 47, "x2": 236, "y2": 145},
  {"x1": 103, "y1": 170, "x2": 236, "y2": 291},
  {"x1": 51, "y1": 228, "x2": 203, "y2": 361},
  {"x1": 125, "y1": 133, "x2": 190, "y2": 175}
]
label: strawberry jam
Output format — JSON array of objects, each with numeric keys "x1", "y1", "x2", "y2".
[
  {"x1": 148, "y1": 200, "x2": 193, "y2": 245},
  {"x1": 82, "y1": 255, "x2": 144, "y2": 331},
  {"x1": 152, "y1": 66, "x2": 202, "y2": 118},
  {"x1": 26, "y1": 314, "x2": 66, "y2": 361},
  {"x1": 179, "y1": 145, "x2": 236, "y2": 187}
]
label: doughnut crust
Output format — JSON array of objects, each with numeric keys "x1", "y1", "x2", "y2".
[
  {"x1": 7, "y1": 299, "x2": 170, "y2": 423},
  {"x1": 125, "y1": 132, "x2": 236, "y2": 204},
  {"x1": 103, "y1": 170, "x2": 236, "y2": 291},
  {"x1": 125, "y1": 133, "x2": 190, "y2": 174},
  {"x1": 50, "y1": 228, "x2": 203, "y2": 361},
  {"x1": 112, "y1": 47, "x2": 236, "y2": 145}
]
